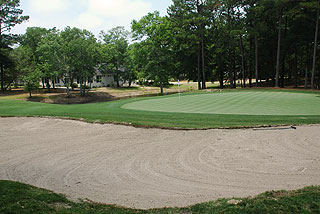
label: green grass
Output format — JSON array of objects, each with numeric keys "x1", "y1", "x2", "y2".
[
  {"x1": 1, "y1": 180, "x2": 319, "y2": 214},
  {"x1": 1, "y1": 89, "x2": 320, "y2": 129},
  {"x1": 122, "y1": 91, "x2": 320, "y2": 115}
]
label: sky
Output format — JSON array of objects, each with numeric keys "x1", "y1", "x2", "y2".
[{"x1": 11, "y1": 0, "x2": 173, "y2": 36}]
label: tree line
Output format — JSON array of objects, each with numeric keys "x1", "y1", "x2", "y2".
[{"x1": 0, "y1": 0, "x2": 319, "y2": 97}]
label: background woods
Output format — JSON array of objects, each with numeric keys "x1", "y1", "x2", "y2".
[{"x1": 1, "y1": 0, "x2": 320, "y2": 95}]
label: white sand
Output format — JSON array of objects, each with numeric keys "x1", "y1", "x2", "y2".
[{"x1": 0, "y1": 117, "x2": 319, "y2": 209}]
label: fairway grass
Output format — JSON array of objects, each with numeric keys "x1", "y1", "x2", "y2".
[
  {"x1": 1, "y1": 89, "x2": 320, "y2": 129},
  {"x1": 1, "y1": 181, "x2": 319, "y2": 214}
]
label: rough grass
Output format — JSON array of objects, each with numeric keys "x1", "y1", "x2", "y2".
[
  {"x1": 0, "y1": 89, "x2": 320, "y2": 129},
  {"x1": 0, "y1": 181, "x2": 319, "y2": 214}
]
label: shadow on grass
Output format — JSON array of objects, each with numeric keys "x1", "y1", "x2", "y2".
[
  {"x1": 108, "y1": 86, "x2": 141, "y2": 91},
  {"x1": 26, "y1": 96, "x2": 46, "y2": 102}
]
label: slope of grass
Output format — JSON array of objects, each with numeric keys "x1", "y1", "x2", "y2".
[
  {"x1": 1, "y1": 89, "x2": 320, "y2": 129},
  {"x1": 0, "y1": 181, "x2": 319, "y2": 214}
]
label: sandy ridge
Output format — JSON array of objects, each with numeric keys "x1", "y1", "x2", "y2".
[{"x1": 0, "y1": 117, "x2": 319, "y2": 209}]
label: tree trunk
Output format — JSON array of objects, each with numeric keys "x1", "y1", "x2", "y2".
[
  {"x1": 4, "y1": 79, "x2": 14, "y2": 90},
  {"x1": 305, "y1": 68, "x2": 308, "y2": 89},
  {"x1": 117, "y1": 76, "x2": 120, "y2": 88},
  {"x1": 197, "y1": 48, "x2": 202, "y2": 90},
  {"x1": 84, "y1": 80, "x2": 88, "y2": 96},
  {"x1": 229, "y1": 55, "x2": 234, "y2": 88},
  {"x1": 233, "y1": 69, "x2": 237, "y2": 88},
  {"x1": 311, "y1": 0, "x2": 320, "y2": 89},
  {"x1": 201, "y1": 38, "x2": 206, "y2": 89},
  {"x1": 219, "y1": 70, "x2": 224, "y2": 89},
  {"x1": 160, "y1": 83, "x2": 164, "y2": 95},
  {"x1": 280, "y1": 16, "x2": 288, "y2": 88},
  {"x1": 66, "y1": 86, "x2": 71, "y2": 98},
  {"x1": 294, "y1": 50, "x2": 298, "y2": 88},
  {"x1": 240, "y1": 34, "x2": 246, "y2": 88},
  {"x1": 46, "y1": 78, "x2": 51, "y2": 93},
  {"x1": 80, "y1": 78, "x2": 83, "y2": 96},
  {"x1": 249, "y1": 38, "x2": 253, "y2": 87},
  {"x1": 255, "y1": 35, "x2": 259, "y2": 87},
  {"x1": 42, "y1": 78, "x2": 45, "y2": 89},
  {"x1": 1, "y1": 63, "x2": 4, "y2": 91},
  {"x1": 63, "y1": 78, "x2": 72, "y2": 98},
  {"x1": 275, "y1": 8, "x2": 283, "y2": 87},
  {"x1": 233, "y1": 50, "x2": 237, "y2": 88},
  {"x1": 318, "y1": 64, "x2": 320, "y2": 89},
  {"x1": 29, "y1": 91, "x2": 32, "y2": 98},
  {"x1": 305, "y1": 45, "x2": 310, "y2": 89}
]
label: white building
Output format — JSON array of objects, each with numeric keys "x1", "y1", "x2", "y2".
[{"x1": 43, "y1": 70, "x2": 123, "y2": 88}]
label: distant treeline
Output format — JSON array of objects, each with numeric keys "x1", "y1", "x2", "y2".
[{"x1": 1, "y1": 0, "x2": 320, "y2": 96}]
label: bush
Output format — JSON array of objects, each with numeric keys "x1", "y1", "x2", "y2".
[
  {"x1": 70, "y1": 83, "x2": 78, "y2": 89},
  {"x1": 22, "y1": 70, "x2": 41, "y2": 98},
  {"x1": 81, "y1": 85, "x2": 91, "y2": 89}
]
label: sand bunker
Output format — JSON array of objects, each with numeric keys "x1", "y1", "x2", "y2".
[{"x1": 0, "y1": 117, "x2": 319, "y2": 209}]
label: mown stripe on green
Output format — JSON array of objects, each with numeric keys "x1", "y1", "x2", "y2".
[{"x1": 122, "y1": 92, "x2": 320, "y2": 115}]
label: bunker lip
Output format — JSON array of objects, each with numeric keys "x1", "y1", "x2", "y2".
[
  {"x1": 1, "y1": 117, "x2": 319, "y2": 209},
  {"x1": 0, "y1": 115, "x2": 314, "y2": 131}
]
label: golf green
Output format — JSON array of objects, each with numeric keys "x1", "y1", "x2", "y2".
[{"x1": 122, "y1": 91, "x2": 320, "y2": 115}]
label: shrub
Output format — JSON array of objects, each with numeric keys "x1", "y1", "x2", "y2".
[{"x1": 70, "y1": 83, "x2": 78, "y2": 89}]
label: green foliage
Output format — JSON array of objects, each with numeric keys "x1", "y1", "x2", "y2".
[
  {"x1": 0, "y1": 46, "x2": 20, "y2": 89},
  {"x1": 70, "y1": 82, "x2": 78, "y2": 89},
  {"x1": 132, "y1": 12, "x2": 174, "y2": 94},
  {"x1": 0, "y1": 0, "x2": 29, "y2": 33},
  {"x1": 0, "y1": 180, "x2": 319, "y2": 214},
  {"x1": 99, "y1": 26, "x2": 130, "y2": 87},
  {"x1": 22, "y1": 69, "x2": 41, "y2": 97},
  {"x1": 0, "y1": 0, "x2": 29, "y2": 91},
  {"x1": 2, "y1": 0, "x2": 320, "y2": 96},
  {"x1": 35, "y1": 27, "x2": 99, "y2": 96}
]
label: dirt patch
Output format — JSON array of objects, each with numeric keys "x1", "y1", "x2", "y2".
[
  {"x1": 0, "y1": 117, "x2": 319, "y2": 209},
  {"x1": 0, "y1": 87, "x2": 184, "y2": 104}
]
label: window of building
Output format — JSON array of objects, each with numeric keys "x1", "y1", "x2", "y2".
[{"x1": 96, "y1": 75, "x2": 102, "y2": 83}]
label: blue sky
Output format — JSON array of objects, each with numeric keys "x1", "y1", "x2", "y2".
[{"x1": 11, "y1": 0, "x2": 173, "y2": 35}]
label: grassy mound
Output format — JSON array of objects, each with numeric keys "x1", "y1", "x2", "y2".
[{"x1": 0, "y1": 181, "x2": 319, "y2": 214}]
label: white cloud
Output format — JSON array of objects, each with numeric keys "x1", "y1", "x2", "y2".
[
  {"x1": 77, "y1": 13, "x2": 104, "y2": 29},
  {"x1": 88, "y1": 0, "x2": 152, "y2": 17},
  {"x1": 11, "y1": 0, "x2": 168, "y2": 36},
  {"x1": 74, "y1": 0, "x2": 152, "y2": 32},
  {"x1": 30, "y1": 0, "x2": 68, "y2": 13}
]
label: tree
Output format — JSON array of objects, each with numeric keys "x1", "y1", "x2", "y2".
[
  {"x1": 22, "y1": 69, "x2": 40, "y2": 98},
  {"x1": 311, "y1": 0, "x2": 320, "y2": 89},
  {"x1": 16, "y1": 45, "x2": 40, "y2": 97},
  {"x1": 275, "y1": 3, "x2": 283, "y2": 88},
  {"x1": 0, "y1": 45, "x2": 15, "y2": 89},
  {"x1": 168, "y1": 0, "x2": 215, "y2": 90},
  {"x1": 60, "y1": 27, "x2": 98, "y2": 96},
  {"x1": 20, "y1": 27, "x2": 49, "y2": 90},
  {"x1": 0, "y1": 0, "x2": 29, "y2": 91},
  {"x1": 100, "y1": 26, "x2": 129, "y2": 87},
  {"x1": 124, "y1": 44, "x2": 138, "y2": 86},
  {"x1": 132, "y1": 12, "x2": 174, "y2": 95}
]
